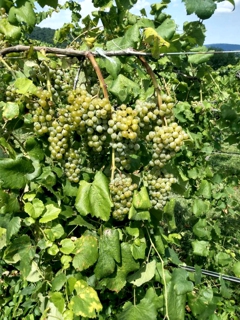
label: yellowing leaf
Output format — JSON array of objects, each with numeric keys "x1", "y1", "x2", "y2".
[
  {"x1": 144, "y1": 27, "x2": 170, "y2": 58},
  {"x1": 70, "y1": 280, "x2": 102, "y2": 318}
]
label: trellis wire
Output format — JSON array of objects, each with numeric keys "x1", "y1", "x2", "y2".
[{"x1": 180, "y1": 265, "x2": 240, "y2": 284}]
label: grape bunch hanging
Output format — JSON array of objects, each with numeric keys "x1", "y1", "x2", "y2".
[{"x1": 27, "y1": 57, "x2": 188, "y2": 220}]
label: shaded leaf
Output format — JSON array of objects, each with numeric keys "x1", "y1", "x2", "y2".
[{"x1": 0, "y1": 157, "x2": 34, "y2": 189}]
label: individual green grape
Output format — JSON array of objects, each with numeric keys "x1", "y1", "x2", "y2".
[{"x1": 110, "y1": 173, "x2": 138, "y2": 221}]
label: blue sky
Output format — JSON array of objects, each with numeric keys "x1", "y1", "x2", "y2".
[{"x1": 38, "y1": 0, "x2": 240, "y2": 45}]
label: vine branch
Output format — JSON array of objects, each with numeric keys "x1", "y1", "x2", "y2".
[
  {"x1": 0, "y1": 45, "x2": 239, "y2": 58},
  {"x1": 86, "y1": 52, "x2": 109, "y2": 99},
  {"x1": 138, "y1": 55, "x2": 162, "y2": 108}
]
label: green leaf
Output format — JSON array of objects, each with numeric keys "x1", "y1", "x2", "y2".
[
  {"x1": 72, "y1": 234, "x2": 98, "y2": 271},
  {"x1": 167, "y1": 269, "x2": 194, "y2": 320},
  {"x1": 188, "y1": 51, "x2": 214, "y2": 65},
  {"x1": 156, "y1": 18, "x2": 176, "y2": 40},
  {"x1": 52, "y1": 273, "x2": 67, "y2": 291},
  {"x1": 60, "y1": 238, "x2": 75, "y2": 255},
  {"x1": 0, "y1": 227, "x2": 7, "y2": 249},
  {"x1": 50, "y1": 292, "x2": 65, "y2": 314},
  {"x1": 197, "y1": 180, "x2": 211, "y2": 199},
  {"x1": 193, "y1": 219, "x2": 211, "y2": 240},
  {"x1": 109, "y1": 74, "x2": 140, "y2": 103},
  {"x1": 183, "y1": 0, "x2": 216, "y2": 19},
  {"x1": 192, "y1": 199, "x2": 210, "y2": 217},
  {"x1": 8, "y1": 1, "x2": 36, "y2": 28},
  {"x1": 118, "y1": 288, "x2": 158, "y2": 320},
  {"x1": 132, "y1": 187, "x2": 152, "y2": 210},
  {"x1": 128, "y1": 260, "x2": 156, "y2": 286},
  {"x1": 129, "y1": 205, "x2": 151, "y2": 221},
  {"x1": 2, "y1": 102, "x2": 19, "y2": 120},
  {"x1": 0, "y1": 18, "x2": 21, "y2": 40},
  {"x1": 192, "y1": 240, "x2": 210, "y2": 257},
  {"x1": 0, "y1": 157, "x2": 34, "y2": 189},
  {"x1": 70, "y1": 280, "x2": 102, "y2": 318},
  {"x1": 47, "y1": 244, "x2": 59, "y2": 255},
  {"x1": 94, "y1": 228, "x2": 121, "y2": 279},
  {"x1": 6, "y1": 216, "x2": 21, "y2": 241},
  {"x1": 24, "y1": 198, "x2": 45, "y2": 219},
  {"x1": 25, "y1": 137, "x2": 45, "y2": 161},
  {"x1": 26, "y1": 261, "x2": 43, "y2": 282},
  {"x1": 14, "y1": 78, "x2": 37, "y2": 95},
  {"x1": 187, "y1": 287, "x2": 216, "y2": 318},
  {"x1": 75, "y1": 171, "x2": 112, "y2": 221},
  {"x1": 39, "y1": 204, "x2": 61, "y2": 223},
  {"x1": 215, "y1": 252, "x2": 231, "y2": 266},
  {"x1": 232, "y1": 261, "x2": 240, "y2": 277},
  {"x1": 3, "y1": 235, "x2": 32, "y2": 264},
  {"x1": 99, "y1": 243, "x2": 139, "y2": 292},
  {"x1": 69, "y1": 215, "x2": 95, "y2": 230},
  {"x1": 37, "y1": 0, "x2": 58, "y2": 8}
]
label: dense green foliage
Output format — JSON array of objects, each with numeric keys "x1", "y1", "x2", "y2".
[
  {"x1": 207, "y1": 46, "x2": 240, "y2": 69},
  {"x1": 0, "y1": 0, "x2": 240, "y2": 319}
]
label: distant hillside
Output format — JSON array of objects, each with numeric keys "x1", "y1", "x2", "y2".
[
  {"x1": 29, "y1": 26, "x2": 55, "y2": 45},
  {"x1": 206, "y1": 43, "x2": 240, "y2": 51}
]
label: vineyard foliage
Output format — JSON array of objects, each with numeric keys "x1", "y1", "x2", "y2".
[{"x1": 0, "y1": 0, "x2": 240, "y2": 319}]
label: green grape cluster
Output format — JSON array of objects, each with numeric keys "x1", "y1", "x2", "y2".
[
  {"x1": 49, "y1": 68, "x2": 75, "y2": 100},
  {"x1": 26, "y1": 89, "x2": 54, "y2": 135},
  {"x1": 146, "y1": 122, "x2": 188, "y2": 168},
  {"x1": 67, "y1": 87, "x2": 111, "y2": 153},
  {"x1": 144, "y1": 170, "x2": 177, "y2": 210},
  {"x1": 159, "y1": 94, "x2": 175, "y2": 117},
  {"x1": 64, "y1": 148, "x2": 82, "y2": 183},
  {"x1": 108, "y1": 105, "x2": 140, "y2": 170},
  {"x1": 135, "y1": 98, "x2": 161, "y2": 132},
  {"x1": 110, "y1": 173, "x2": 138, "y2": 221}
]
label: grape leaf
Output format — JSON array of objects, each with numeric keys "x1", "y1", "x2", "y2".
[
  {"x1": 37, "y1": 0, "x2": 58, "y2": 9},
  {"x1": 2, "y1": 102, "x2": 19, "y2": 120},
  {"x1": 99, "y1": 243, "x2": 139, "y2": 292},
  {"x1": 75, "y1": 171, "x2": 112, "y2": 221},
  {"x1": 39, "y1": 204, "x2": 61, "y2": 223},
  {"x1": 118, "y1": 288, "x2": 158, "y2": 320},
  {"x1": 0, "y1": 18, "x2": 21, "y2": 40},
  {"x1": 72, "y1": 234, "x2": 98, "y2": 271},
  {"x1": 0, "y1": 157, "x2": 34, "y2": 189},
  {"x1": 8, "y1": 2, "x2": 36, "y2": 28},
  {"x1": 127, "y1": 260, "x2": 156, "y2": 286},
  {"x1": 94, "y1": 228, "x2": 121, "y2": 279},
  {"x1": 183, "y1": 0, "x2": 216, "y2": 19},
  {"x1": 70, "y1": 280, "x2": 102, "y2": 318}
]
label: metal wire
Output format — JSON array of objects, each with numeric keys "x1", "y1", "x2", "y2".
[{"x1": 180, "y1": 265, "x2": 240, "y2": 284}]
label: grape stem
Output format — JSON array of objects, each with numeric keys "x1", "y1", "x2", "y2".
[
  {"x1": 0, "y1": 56, "x2": 16, "y2": 78},
  {"x1": 138, "y1": 56, "x2": 162, "y2": 108},
  {"x1": 111, "y1": 147, "x2": 116, "y2": 182},
  {"x1": 85, "y1": 52, "x2": 109, "y2": 99}
]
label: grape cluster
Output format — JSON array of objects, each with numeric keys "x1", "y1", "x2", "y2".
[
  {"x1": 64, "y1": 148, "x2": 82, "y2": 183},
  {"x1": 146, "y1": 122, "x2": 188, "y2": 168},
  {"x1": 144, "y1": 170, "x2": 177, "y2": 210},
  {"x1": 110, "y1": 173, "x2": 138, "y2": 221},
  {"x1": 67, "y1": 87, "x2": 111, "y2": 153},
  {"x1": 108, "y1": 105, "x2": 140, "y2": 170}
]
